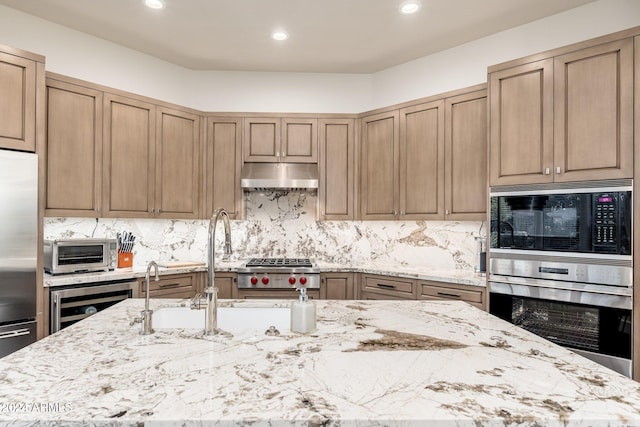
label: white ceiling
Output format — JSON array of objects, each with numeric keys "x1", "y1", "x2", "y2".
[{"x1": 0, "y1": 0, "x2": 597, "y2": 73}]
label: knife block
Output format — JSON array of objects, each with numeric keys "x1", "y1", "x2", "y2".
[{"x1": 118, "y1": 252, "x2": 133, "y2": 268}]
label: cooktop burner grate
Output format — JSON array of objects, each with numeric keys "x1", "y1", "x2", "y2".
[{"x1": 245, "y1": 258, "x2": 313, "y2": 268}]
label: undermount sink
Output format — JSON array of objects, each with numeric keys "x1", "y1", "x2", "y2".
[{"x1": 152, "y1": 306, "x2": 290, "y2": 333}]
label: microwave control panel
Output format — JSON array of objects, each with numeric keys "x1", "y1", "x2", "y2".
[{"x1": 594, "y1": 193, "x2": 616, "y2": 245}]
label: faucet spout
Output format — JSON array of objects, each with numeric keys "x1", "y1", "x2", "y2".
[
  {"x1": 141, "y1": 260, "x2": 159, "y2": 335},
  {"x1": 206, "y1": 208, "x2": 232, "y2": 335}
]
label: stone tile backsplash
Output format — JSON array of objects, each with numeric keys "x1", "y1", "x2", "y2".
[{"x1": 45, "y1": 191, "x2": 484, "y2": 270}]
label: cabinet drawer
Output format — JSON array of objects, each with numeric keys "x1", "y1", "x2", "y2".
[
  {"x1": 419, "y1": 281, "x2": 483, "y2": 304},
  {"x1": 362, "y1": 275, "x2": 415, "y2": 299},
  {"x1": 139, "y1": 274, "x2": 197, "y2": 298}
]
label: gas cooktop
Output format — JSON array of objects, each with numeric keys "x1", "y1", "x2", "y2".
[
  {"x1": 245, "y1": 258, "x2": 313, "y2": 268},
  {"x1": 237, "y1": 257, "x2": 320, "y2": 289}
]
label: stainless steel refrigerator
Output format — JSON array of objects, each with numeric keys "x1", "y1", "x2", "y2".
[{"x1": 0, "y1": 149, "x2": 37, "y2": 357}]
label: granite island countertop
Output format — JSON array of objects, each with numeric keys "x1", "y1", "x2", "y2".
[{"x1": 0, "y1": 299, "x2": 639, "y2": 426}]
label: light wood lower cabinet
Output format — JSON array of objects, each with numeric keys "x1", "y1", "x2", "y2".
[
  {"x1": 138, "y1": 273, "x2": 198, "y2": 299},
  {"x1": 212, "y1": 272, "x2": 238, "y2": 299},
  {"x1": 320, "y1": 272, "x2": 355, "y2": 299},
  {"x1": 360, "y1": 274, "x2": 416, "y2": 300},
  {"x1": 418, "y1": 280, "x2": 485, "y2": 310}
]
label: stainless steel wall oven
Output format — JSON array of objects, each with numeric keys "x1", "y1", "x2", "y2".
[{"x1": 488, "y1": 180, "x2": 633, "y2": 377}]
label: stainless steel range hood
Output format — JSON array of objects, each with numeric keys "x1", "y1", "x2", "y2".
[{"x1": 240, "y1": 163, "x2": 318, "y2": 190}]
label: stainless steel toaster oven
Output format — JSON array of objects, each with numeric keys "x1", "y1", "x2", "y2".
[{"x1": 44, "y1": 239, "x2": 118, "y2": 275}]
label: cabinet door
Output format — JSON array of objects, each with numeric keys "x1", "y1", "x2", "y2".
[
  {"x1": 360, "y1": 111, "x2": 399, "y2": 220},
  {"x1": 399, "y1": 100, "x2": 444, "y2": 219},
  {"x1": 213, "y1": 272, "x2": 238, "y2": 299},
  {"x1": 445, "y1": 90, "x2": 487, "y2": 220},
  {"x1": 318, "y1": 118, "x2": 354, "y2": 220},
  {"x1": 489, "y1": 59, "x2": 554, "y2": 185},
  {"x1": 45, "y1": 80, "x2": 103, "y2": 217},
  {"x1": 0, "y1": 51, "x2": 36, "y2": 152},
  {"x1": 282, "y1": 118, "x2": 317, "y2": 163},
  {"x1": 554, "y1": 38, "x2": 633, "y2": 182},
  {"x1": 103, "y1": 94, "x2": 156, "y2": 217},
  {"x1": 155, "y1": 107, "x2": 200, "y2": 219},
  {"x1": 243, "y1": 117, "x2": 280, "y2": 162},
  {"x1": 320, "y1": 272, "x2": 355, "y2": 300},
  {"x1": 206, "y1": 117, "x2": 242, "y2": 219}
]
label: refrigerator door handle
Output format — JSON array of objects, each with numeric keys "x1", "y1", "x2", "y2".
[{"x1": 0, "y1": 328, "x2": 31, "y2": 340}]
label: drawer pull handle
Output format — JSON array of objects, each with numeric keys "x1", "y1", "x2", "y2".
[
  {"x1": 437, "y1": 292, "x2": 461, "y2": 298},
  {"x1": 0, "y1": 328, "x2": 31, "y2": 340},
  {"x1": 376, "y1": 283, "x2": 396, "y2": 289},
  {"x1": 159, "y1": 283, "x2": 181, "y2": 289}
]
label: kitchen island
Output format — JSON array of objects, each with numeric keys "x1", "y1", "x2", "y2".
[{"x1": 0, "y1": 299, "x2": 638, "y2": 426}]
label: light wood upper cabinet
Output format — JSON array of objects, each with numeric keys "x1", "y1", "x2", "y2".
[
  {"x1": 103, "y1": 95, "x2": 200, "y2": 218},
  {"x1": 205, "y1": 117, "x2": 242, "y2": 219},
  {"x1": 445, "y1": 90, "x2": 487, "y2": 220},
  {"x1": 282, "y1": 118, "x2": 317, "y2": 162},
  {"x1": 103, "y1": 94, "x2": 156, "y2": 218},
  {"x1": 553, "y1": 38, "x2": 633, "y2": 182},
  {"x1": 360, "y1": 111, "x2": 399, "y2": 219},
  {"x1": 155, "y1": 107, "x2": 200, "y2": 219},
  {"x1": 360, "y1": 93, "x2": 480, "y2": 221},
  {"x1": 489, "y1": 37, "x2": 633, "y2": 185},
  {"x1": 243, "y1": 117, "x2": 279, "y2": 162},
  {"x1": 399, "y1": 100, "x2": 444, "y2": 220},
  {"x1": 489, "y1": 59, "x2": 554, "y2": 186},
  {"x1": 244, "y1": 117, "x2": 317, "y2": 163},
  {"x1": 318, "y1": 118, "x2": 355, "y2": 220},
  {"x1": 0, "y1": 47, "x2": 43, "y2": 152},
  {"x1": 45, "y1": 79, "x2": 103, "y2": 217}
]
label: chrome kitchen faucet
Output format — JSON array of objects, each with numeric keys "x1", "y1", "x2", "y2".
[
  {"x1": 141, "y1": 260, "x2": 159, "y2": 335},
  {"x1": 206, "y1": 208, "x2": 232, "y2": 335}
]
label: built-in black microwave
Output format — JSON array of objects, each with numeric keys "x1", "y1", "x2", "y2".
[{"x1": 490, "y1": 181, "x2": 632, "y2": 255}]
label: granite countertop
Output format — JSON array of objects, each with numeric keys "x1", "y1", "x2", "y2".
[
  {"x1": 1, "y1": 299, "x2": 638, "y2": 426},
  {"x1": 44, "y1": 259, "x2": 485, "y2": 288}
]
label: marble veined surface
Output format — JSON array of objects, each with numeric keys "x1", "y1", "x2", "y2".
[
  {"x1": 0, "y1": 299, "x2": 638, "y2": 426},
  {"x1": 45, "y1": 191, "x2": 485, "y2": 272}
]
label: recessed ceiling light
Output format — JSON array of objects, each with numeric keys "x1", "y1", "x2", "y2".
[
  {"x1": 400, "y1": 1, "x2": 420, "y2": 14},
  {"x1": 144, "y1": 0, "x2": 164, "y2": 9},
  {"x1": 271, "y1": 31, "x2": 288, "y2": 41}
]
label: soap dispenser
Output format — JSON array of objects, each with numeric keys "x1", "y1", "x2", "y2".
[{"x1": 290, "y1": 287, "x2": 316, "y2": 334}]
